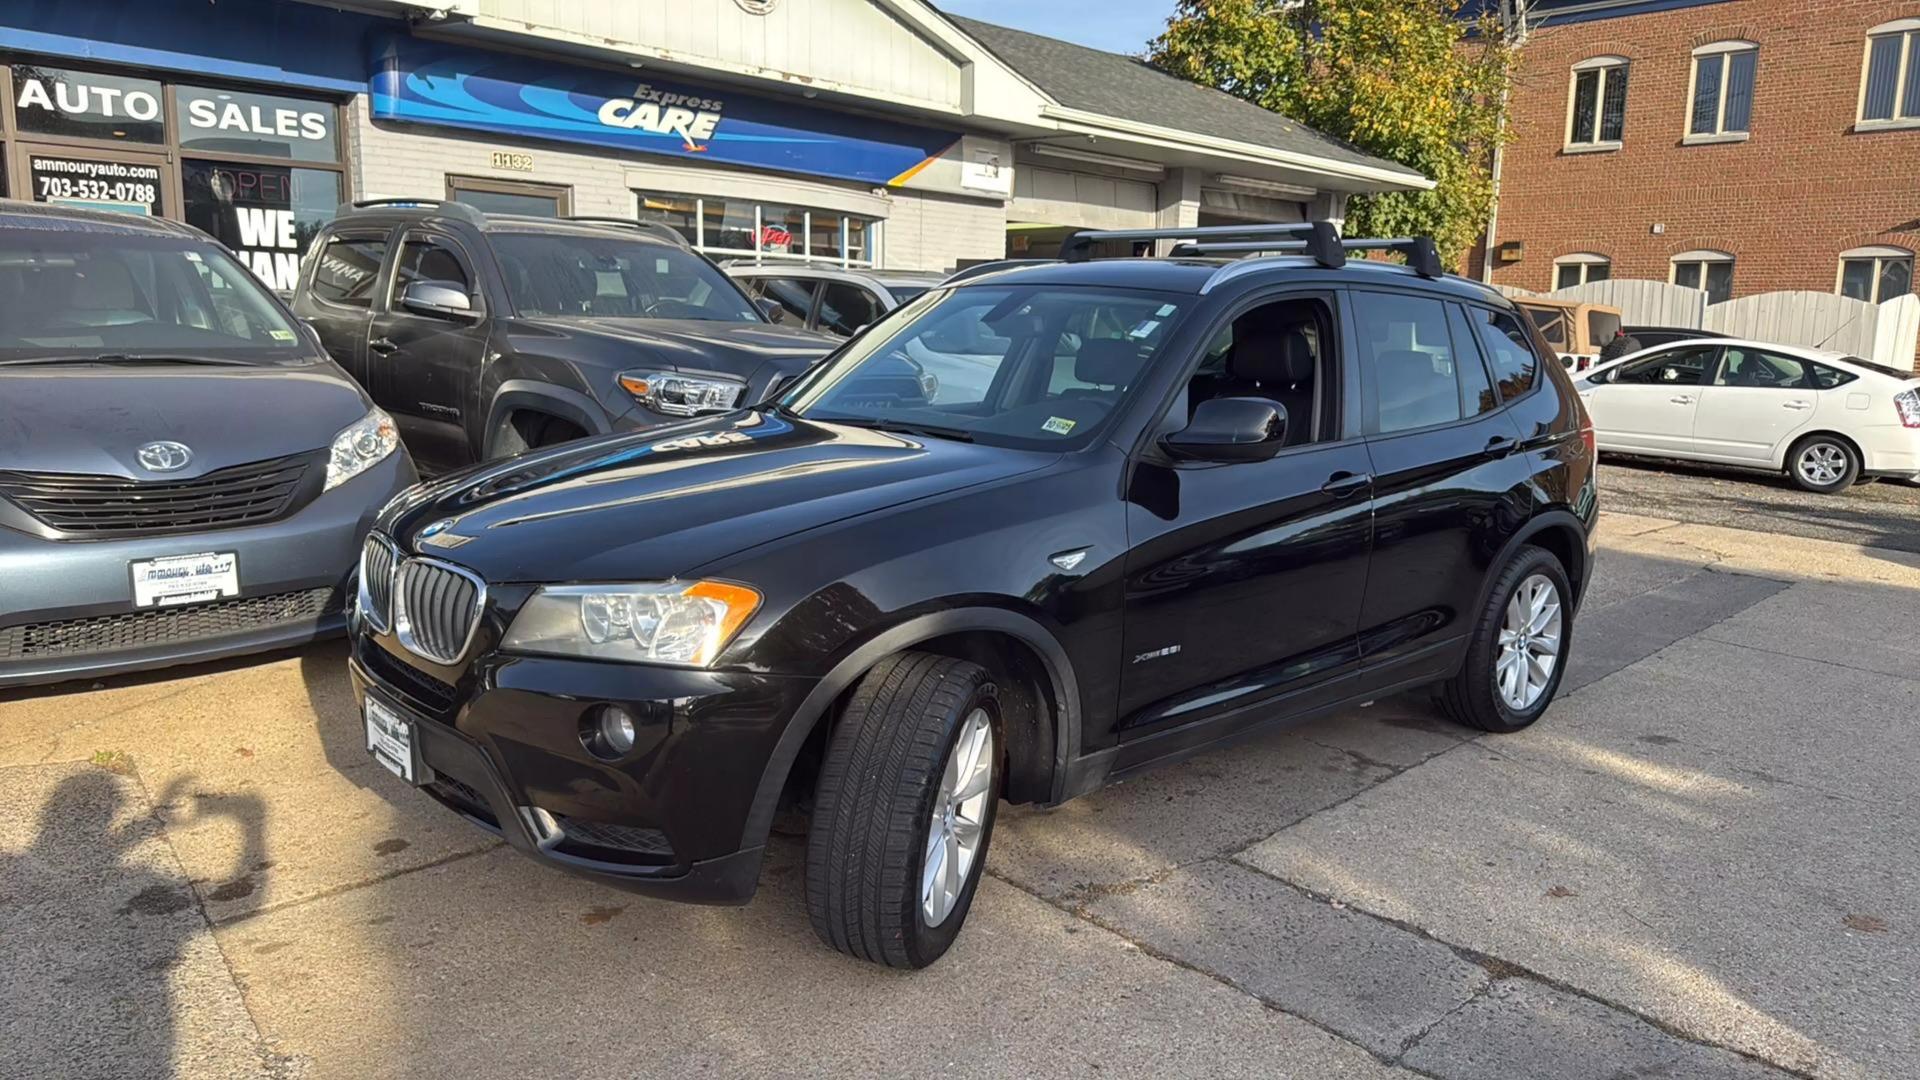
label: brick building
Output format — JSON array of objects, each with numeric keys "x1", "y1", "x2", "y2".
[{"x1": 1483, "y1": 0, "x2": 1920, "y2": 314}]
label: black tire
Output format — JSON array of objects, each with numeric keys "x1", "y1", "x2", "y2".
[
  {"x1": 1785, "y1": 433, "x2": 1860, "y2": 494},
  {"x1": 806, "y1": 652, "x2": 1001, "y2": 969},
  {"x1": 1439, "y1": 546, "x2": 1573, "y2": 734}
]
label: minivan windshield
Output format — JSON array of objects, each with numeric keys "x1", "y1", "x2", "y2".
[
  {"x1": 0, "y1": 230, "x2": 302, "y2": 359},
  {"x1": 492, "y1": 232, "x2": 761, "y2": 322},
  {"x1": 783, "y1": 285, "x2": 1188, "y2": 450}
]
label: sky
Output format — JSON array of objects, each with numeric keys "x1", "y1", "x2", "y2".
[{"x1": 934, "y1": 0, "x2": 1172, "y2": 56}]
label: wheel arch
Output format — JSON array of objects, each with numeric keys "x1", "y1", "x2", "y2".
[
  {"x1": 482, "y1": 381, "x2": 613, "y2": 458},
  {"x1": 1776, "y1": 428, "x2": 1862, "y2": 472},
  {"x1": 737, "y1": 607, "x2": 1082, "y2": 855},
  {"x1": 1486, "y1": 510, "x2": 1592, "y2": 614}
]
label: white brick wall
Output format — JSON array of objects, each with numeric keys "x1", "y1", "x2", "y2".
[{"x1": 347, "y1": 96, "x2": 1008, "y2": 270}]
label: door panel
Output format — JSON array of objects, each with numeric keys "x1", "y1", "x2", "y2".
[
  {"x1": 1584, "y1": 345, "x2": 1717, "y2": 454},
  {"x1": 1691, "y1": 347, "x2": 1818, "y2": 462},
  {"x1": 295, "y1": 231, "x2": 390, "y2": 388},
  {"x1": 370, "y1": 232, "x2": 488, "y2": 471}
]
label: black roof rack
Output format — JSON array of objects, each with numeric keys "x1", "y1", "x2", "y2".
[
  {"x1": 336, "y1": 198, "x2": 488, "y2": 226},
  {"x1": 558, "y1": 216, "x2": 691, "y2": 248},
  {"x1": 1060, "y1": 220, "x2": 1445, "y2": 279}
]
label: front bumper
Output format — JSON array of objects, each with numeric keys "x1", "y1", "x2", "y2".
[
  {"x1": 0, "y1": 453, "x2": 415, "y2": 689},
  {"x1": 347, "y1": 625, "x2": 817, "y2": 905}
]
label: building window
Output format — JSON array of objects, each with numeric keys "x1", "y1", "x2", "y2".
[
  {"x1": 1671, "y1": 250, "x2": 1735, "y2": 304},
  {"x1": 447, "y1": 176, "x2": 571, "y2": 217},
  {"x1": 1567, "y1": 57, "x2": 1629, "y2": 149},
  {"x1": 1553, "y1": 253, "x2": 1611, "y2": 290},
  {"x1": 635, "y1": 191, "x2": 882, "y2": 267},
  {"x1": 1859, "y1": 20, "x2": 1920, "y2": 126},
  {"x1": 1837, "y1": 246, "x2": 1913, "y2": 302},
  {"x1": 1688, "y1": 42, "x2": 1757, "y2": 138}
]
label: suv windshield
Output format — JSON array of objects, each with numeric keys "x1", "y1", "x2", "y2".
[
  {"x1": 492, "y1": 232, "x2": 760, "y2": 321},
  {"x1": 784, "y1": 285, "x2": 1188, "y2": 450},
  {"x1": 0, "y1": 230, "x2": 301, "y2": 358}
]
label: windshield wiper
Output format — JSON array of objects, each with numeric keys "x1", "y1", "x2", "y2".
[
  {"x1": 0, "y1": 353, "x2": 257, "y2": 368},
  {"x1": 823, "y1": 415, "x2": 975, "y2": 443}
]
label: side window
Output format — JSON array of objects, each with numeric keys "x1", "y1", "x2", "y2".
[
  {"x1": 1613, "y1": 345, "x2": 1716, "y2": 386},
  {"x1": 1355, "y1": 292, "x2": 1466, "y2": 435},
  {"x1": 818, "y1": 282, "x2": 882, "y2": 337},
  {"x1": 1714, "y1": 347, "x2": 1810, "y2": 389},
  {"x1": 391, "y1": 237, "x2": 473, "y2": 307},
  {"x1": 1522, "y1": 305, "x2": 1567, "y2": 349},
  {"x1": 1808, "y1": 363, "x2": 1859, "y2": 389},
  {"x1": 1469, "y1": 308, "x2": 1542, "y2": 402},
  {"x1": 1446, "y1": 304, "x2": 1500, "y2": 417},
  {"x1": 1180, "y1": 295, "x2": 1333, "y2": 446},
  {"x1": 310, "y1": 234, "x2": 387, "y2": 308},
  {"x1": 761, "y1": 278, "x2": 816, "y2": 326}
]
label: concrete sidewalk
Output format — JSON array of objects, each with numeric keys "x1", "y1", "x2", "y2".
[{"x1": 2, "y1": 513, "x2": 1914, "y2": 1079}]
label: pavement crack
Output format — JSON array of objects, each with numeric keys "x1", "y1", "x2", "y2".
[
  {"x1": 1696, "y1": 633, "x2": 1920, "y2": 687},
  {"x1": 1223, "y1": 856, "x2": 1815, "y2": 1079},
  {"x1": 205, "y1": 841, "x2": 506, "y2": 929}
]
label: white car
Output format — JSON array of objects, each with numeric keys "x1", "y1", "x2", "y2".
[{"x1": 1572, "y1": 338, "x2": 1920, "y2": 493}]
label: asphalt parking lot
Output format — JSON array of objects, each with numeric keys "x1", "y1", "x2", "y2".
[
  {"x1": 1599, "y1": 455, "x2": 1920, "y2": 553},
  {"x1": 3, "y1": 509, "x2": 1916, "y2": 1080}
]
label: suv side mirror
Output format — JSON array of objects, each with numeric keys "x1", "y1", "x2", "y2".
[
  {"x1": 1165, "y1": 397, "x2": 1288, "y2": 462},
  {"x1": 401, "y1": 280, "x2": 478, "y2": 320},
  {"x1": 756, "y1": 297, "x2": 786, "y2": 324}
]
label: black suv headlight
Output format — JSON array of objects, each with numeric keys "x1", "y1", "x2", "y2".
[
  {"x1": 500, "y1": 581, "x2": 761, "y2": 667},
  {"x1": 617, "y1": 370, "x2": 747, "y2": 416}
]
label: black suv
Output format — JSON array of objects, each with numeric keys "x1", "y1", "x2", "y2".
[
  {"x1": 293, "y1": 200, "x2": 833, "y2": 473},
  {"x1": 347, "y1": 223, "x2": 1598, "y2": 969}
]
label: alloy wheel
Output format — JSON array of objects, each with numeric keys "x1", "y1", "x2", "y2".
[
  {"x1": 922, "y1": 707, "x2": 994, "y2": 927},
  {"x1": 1796, "y1": 443, "x2": 1846, "y2": 487},
  {"x1": 1495, "y1": 573, "x2": 1562, "y2": 711}
]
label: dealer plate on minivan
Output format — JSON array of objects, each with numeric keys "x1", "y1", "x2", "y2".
[{"x1": 129, "y1": 552, "x2": 238, "y2": 608}]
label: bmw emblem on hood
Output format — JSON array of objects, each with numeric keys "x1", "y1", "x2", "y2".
[
  {"x1": 421, "y1": 518, "x2": 454, "y2": 538},
  {"x1": 135, "y1": 441, "x2": 193, "y2": 473}
]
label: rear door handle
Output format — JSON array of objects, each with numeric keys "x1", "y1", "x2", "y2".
[
  {"x1": 1669, "y1": 395, "x2": 1694, "y2": 404},
  {"x1": 368, "y1": 337, "x2": 398, "y2": 355},
  {"x1": 1482, "y1": 436, "x2": 1518, "y2": 460},
  {"x1": 1321, "y1": 471, "x2": 1370, "y2": 499},
  {"x1": 1783, "y1": 401, "x2": 1812, "y2": 410}
]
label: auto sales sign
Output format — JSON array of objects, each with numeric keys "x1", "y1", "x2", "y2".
[{"x1": 370, "y1": 37, "x2": 960, "y2": 187}]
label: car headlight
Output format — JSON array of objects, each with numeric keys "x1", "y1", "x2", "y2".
[
  {"x1": 500, "y1": 581, "x2": 761, "y2": 667},
  {"x1": 617, "y1": 369, "x2": 746, "y2": 416},
  {"x1": 324, "y1": 406, "x2": 399, "y2": 492}
]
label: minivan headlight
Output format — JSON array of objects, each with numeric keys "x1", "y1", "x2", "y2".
[
  {"x1": 324, "y1": 406, "x2": 399, "y2": 492},
  {"x1": 501, "y1": 581, "x2": 761, "y2": 667},
  {"x1": 618, "y1": 370, "x2": 746, "y2": 416}
]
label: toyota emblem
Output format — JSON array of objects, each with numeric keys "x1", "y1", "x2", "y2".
[{"x1": 136, "y1": 441, "x2": 194, "y2": 473}]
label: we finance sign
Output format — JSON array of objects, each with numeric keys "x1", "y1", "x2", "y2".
[{"x1": 369, "y1": 37, "x2": 959, "y2": 186}]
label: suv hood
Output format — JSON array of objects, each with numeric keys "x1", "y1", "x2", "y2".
[
  {"x1": 510, "y1": 316, "x2": 833, "y2": 384},
  {"x1": 386, "y1": 410, "x2": 1054, "y2": 582},
  {"x1": 0, "y1": 359, "x2": 370, "y2": 478}
]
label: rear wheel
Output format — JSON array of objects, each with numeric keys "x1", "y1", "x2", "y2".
[
  {"x1": 1439, "y1": 546, "x2": 1572, "y2": 733},
  {"x1": 1786, "y1": 434, "x2": 1859, "y2": 494},
  {"x1": 806, "y1": 652, "x2": 1001, "y2": 969}
]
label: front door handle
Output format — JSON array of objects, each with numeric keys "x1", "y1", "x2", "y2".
[
  {"x1": 1669, "y1": 395, "x2": 1694, "y2": 404},
  {"x1": 368, "y1": 337, "x2": 399, "y2": 355},
  {"x1": 1783, "y1": 401, "x2": 1812, "y2": 410},
  {"x1": 1321, "y1": 471, "x2": 1370, "y2": 499}
]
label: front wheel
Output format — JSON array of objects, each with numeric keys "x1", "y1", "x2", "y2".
[
  {"x1": 1439, "y1": 547, "x2": 1573, "y2": 733},
  {"x1": 1787, "y1": 435, "x2": 1860, "y2": 494},
  {"x1": 806, "y1": 652, "x2": 1001, "y2": 968}
]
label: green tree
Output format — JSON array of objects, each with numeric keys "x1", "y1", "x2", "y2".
[{"x1": 1150, "y1": 0, "x2": 1515, "y2": 266}]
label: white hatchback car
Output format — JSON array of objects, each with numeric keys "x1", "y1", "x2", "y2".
[{"x1": 1572, "y1": 338, "x2": 1920, "y2": 493}]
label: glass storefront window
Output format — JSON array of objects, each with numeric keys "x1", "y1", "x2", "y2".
[
  {"x1": 183, "y1": 161, "x2": 341, "y2": 292},
  {"x1": 639, "y1": 191, "x2": 881, "y2": 267},
  {"x1": 11, "y1": 64, "x2": 164, "y2": 143},
  {"x1": 175, "y1": 86, "x2": 337, "y2": 162}
]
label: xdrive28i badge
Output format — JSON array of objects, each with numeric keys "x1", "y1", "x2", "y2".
[{"x1": 135, "y1": 441, "x2": 193, "y2": 473}]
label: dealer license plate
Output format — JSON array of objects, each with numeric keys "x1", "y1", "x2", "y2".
[
  {"x1": 364, "y1": 696, "x2": 417, "y2": 784},
  {"x1": 129, "y1": 551, "x2": 239, "y2": 609}
]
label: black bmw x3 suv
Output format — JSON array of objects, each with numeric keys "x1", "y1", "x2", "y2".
[{"x1": 348, "y1": 223, "x2": 1598, "y2": 968}]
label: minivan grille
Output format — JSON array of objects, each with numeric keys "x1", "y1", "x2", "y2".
[
  {"x1": 393, "y1": 558, "x2": 484, "y2": 665},
  {"x1": 0, "y1": 454, "x2": 314, "y2": 538},
  {"x1": 358, "y1": 536, "x2": 396, "y2": 631},
  {"x1": 0, "y1": 587, "x2": 338, "y2": 661}
]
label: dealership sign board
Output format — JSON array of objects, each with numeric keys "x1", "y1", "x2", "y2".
[{"x1": 370, "y1": 37, "x2": 962, "y2": 188}]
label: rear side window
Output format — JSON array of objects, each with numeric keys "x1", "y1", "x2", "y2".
[
  {"x1": 1808, "y1": 363, "x2": 1858, "y2": 389},
  {"x1": 818, "y1": 281, "x2": 882, "y2": 337},
  {"x1": 1355, "y1": 292, "x2": 1470, "y2": 434},
  {"x1": 1469, "y1": 308, "x2": 1541, "y2": 402},
  {"x1": 1715, "y1": 347, "x2": 1813, "y2": 389},
  {"x1": 309, "y1": 234, "x2": 386, "y2": 308}
]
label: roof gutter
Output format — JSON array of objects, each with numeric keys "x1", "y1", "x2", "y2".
[{"x1": 1038, "y1": 105, "x2": 1434, "y2": 193}]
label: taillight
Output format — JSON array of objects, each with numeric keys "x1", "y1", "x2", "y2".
[
  {"x1": 1895, "y1": 388, "x2": 1920, "y2": 429},
  {"x1": 1580, "y1": 421, "x2": 1596, "y2": 456}
]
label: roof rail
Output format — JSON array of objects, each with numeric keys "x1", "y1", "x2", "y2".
[
  {"x1": 1174, "y1": 236, "x2": 1445, "y2": 279},
  {"x1": 1060, "y1": 222, "x2": 1346, "y2": 267},
  {"x1": 337, "y1": 198, "x2": 487, "y2": 226},
  {"x1": 559, "y1": 216, "x2": 692, "y2": 248}
]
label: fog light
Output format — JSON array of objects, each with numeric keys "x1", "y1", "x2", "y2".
[{"x1": 582, "y1": 704, "x2": 639, "y2": 759}]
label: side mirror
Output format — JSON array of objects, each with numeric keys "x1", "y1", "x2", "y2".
[
  {"x1": 400, "y1": 280, "x2": 477, "y2": 320},
  {"x1": 756, "y1": 297, "x2": 786, "y2": 324},
  {"x1": 1165, "y1": 397, "x2": 1288, "y2": 462}
]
